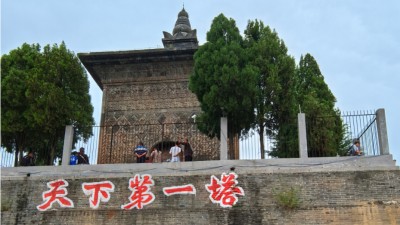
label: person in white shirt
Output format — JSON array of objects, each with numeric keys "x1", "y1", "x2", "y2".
[{"x1": 169, "y1": 141, "x2": 182, "y2": 162}]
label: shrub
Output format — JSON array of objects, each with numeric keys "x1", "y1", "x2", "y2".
[{"x1": 273, "y1": 187, "x2": 300, "y2": 210}]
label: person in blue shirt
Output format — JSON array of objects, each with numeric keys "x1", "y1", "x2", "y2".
[
  {"x1": 134, "y1": 141, "x2": 148, "y2": 163},
  {"x1": 70, "y1": 151, "x2": 78, "y2": 165}
]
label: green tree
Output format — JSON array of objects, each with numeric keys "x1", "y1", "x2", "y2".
[
  {"x1": 1, "y1": 42, "x2": 95, "y2": 165},
  {"x1": 297, "y1": 53, "x2": 347, "y2": 156},
  {"x1": 244, "y1": 20, "x2": 298, "y2": 158},
  {"x1": 189, "y1": 14, "x2": 257, "y2": 159},
  {"x1": 1, "y1": 43, "x2": 42, "y2": 165}
]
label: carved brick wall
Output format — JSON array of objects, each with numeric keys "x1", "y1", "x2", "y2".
[
  {"x1": 103, "y1": 81, "x2": 199, "y2": 124},
  {"x1": 79, "y1": 49, "x2": 219, "y2": 163}
]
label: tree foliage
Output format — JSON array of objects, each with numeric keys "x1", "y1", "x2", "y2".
[
  {"x1": 190, "y1": 15, "x2": 347, "y2": 159},
  {"x1": 244, "y1": 20, "x2": 298, "y2": 158},
  {"x1": 297, "y1": 54, "x2": 348, "y2": 156},
  {"x1": 1, "y1": 43, "x2": 42, "y2": 165},
  {"x1": 1, "y1": 42, "x2": 95, "y2": 165},
  {"x1": 189, "y1": 14, "x2": 257, "y2": 158}
]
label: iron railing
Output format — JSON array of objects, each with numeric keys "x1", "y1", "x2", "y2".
[
  {"x1": 239, "y1": 116, "x2": 299, "y2": 159},
  {"x1": 239, "y1": 130, "x2": 275, "y2": 159},
  {"x1": 0, "y1": 150, "x2": 15, "y2": 167},
  {"x1": 341, "y1": 110, "x2": 379, "y2": 156},
  {"x1": 306, "y1": 114, "x2": 344, "y2": 157},
  {"x1": 93, "y1": 123, "x2": 218, "y2": 164},
  {"x1": 0, "y1": 109, "x2": 386, "y2": 167},
  {"x1": 305, "y1": 110, "x2": 379, "y2": 157}
]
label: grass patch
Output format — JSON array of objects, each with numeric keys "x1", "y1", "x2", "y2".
[{"x1": 273, "y1": 187, "x2": 301, "y2": 210}]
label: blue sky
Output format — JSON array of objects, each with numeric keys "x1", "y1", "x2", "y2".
[{"x1": 2, "y1": 0, "x2": 399, "y2": 164}]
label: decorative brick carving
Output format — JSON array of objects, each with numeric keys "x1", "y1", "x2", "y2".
[{"x1": 79, "y1": 49, "x2": 219, "y2": 163}]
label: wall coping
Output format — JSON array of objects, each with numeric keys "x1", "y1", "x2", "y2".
[{"x1": 1, "y1": 155, "x2": 398, "y2": 181}]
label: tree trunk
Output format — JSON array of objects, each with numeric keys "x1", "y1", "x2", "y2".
[
  {"x1": 14, "y1": 149, "x2": 19, "y2": 167},
  {"x1": 228, "y1": 129, "x2": 235, "y2": 160},
  {"x1": 227, "y1": 130, "x2": 240, "y2": 160},
  {"x1": 48, "y1": 147, "x2": 55, "y2": 165},
  {"x1": 19, "y1": 150, "x2": 23, "y2": 165},
  {"x1": 46, "y1": 135, "x2": 58, "y2": 165},
  {"x1": 259, "y1": 125, "x2": 265, "y2": 159},
  {"x1": 14, "y1": 143, "x2": 25, "y2": 167},
  {"x1": 234, "y1": 134, "x2": 239, "y2": 160}
]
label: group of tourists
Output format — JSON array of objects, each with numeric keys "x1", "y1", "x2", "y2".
[
  {"x1": 21, "y1": 139, "x2": 192, "y2": 166},
  {"x1": 21, "y1": 147, "x2": 90, "y2": 166},
  {"x1": 20, "y1": 137, "x2": 363, "y2": 166},
  {"x1": 134, "y1": 138, "x2": 193, "y2": 163}
]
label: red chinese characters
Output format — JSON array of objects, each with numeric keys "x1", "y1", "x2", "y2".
[
  {"x1": 37, "y1": 173, "x2": 246, "y2": 211},
  {"x1": 205, "y1": 172, "x2": 244, "y2": 208},
  {"x1": 163, "y1": 184, "x2": 196, "y2": 196},
  {"x1": 121, "y1": 174, "x2": 155, "y2": 210},
  {"x1": 37, "y1": 179, "x2": 74, "y2": 211},
  {"x1": 82, "y1": 181, "x2": 115, "y2": 209}
]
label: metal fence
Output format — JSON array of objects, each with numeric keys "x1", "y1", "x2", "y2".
[
  {"x1": 304, "y1": 110, "x2": 379, "y2": 157},
  {"x1": 0, "y1": 150, "x2": 15, "y2": 167},
  {"x1": 305, "y1": 114, "x2": 344, "y2": 157},
  {"x1": 0, "y1": 109, "x2": 386, "y2": 167},
  {"x1": 239, "y1": 130, "x2": 275, "y2": 159},
  {"x1": 93, "y1": 123, "x2": 218, "y2": 164},
  {"x1": 239, "y1": 119, "x2": 299, "y2": 159},
  {"x1": 73, "y1": 126, "x2": 102, "y2": 165},
  {"x1": 240, "y1": 110, "x2": 381, "y2": 159},
  {"x1": 341, "y1": 110, "x2": 379, "y2": 156}
]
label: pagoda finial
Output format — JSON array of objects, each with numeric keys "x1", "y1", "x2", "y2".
[{"x1": 162, "y1": 7, "x2": 198, "y2": 49}]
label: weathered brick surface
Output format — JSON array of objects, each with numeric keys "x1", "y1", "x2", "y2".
[
  {"x1": 1, "y1": 170, "x2": 399, "y2": 225},
  {"x1": 79, "y1": 49, "x2": 221, "y2": 164}
]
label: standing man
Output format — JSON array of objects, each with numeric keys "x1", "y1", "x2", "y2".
[
  {"x1": 77, "y1": 147, "x2": 89, "y2": 164},
  {"x1": 169, "y1": 141, "x2": 182, "y2": 162},
  {"x1": 21, "y1": 151, "x2": 35, "y2": 166},
  {"x1": 134, "y1": 141, "x2": 148, "y2": 163},
  {"x1": 182, "y1": 138, "x2": 193, "y2": 161}
]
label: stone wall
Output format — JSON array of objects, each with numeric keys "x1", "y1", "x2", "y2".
[{"x1": 1, "y1": 158, "x2": 399, "y2": 225}]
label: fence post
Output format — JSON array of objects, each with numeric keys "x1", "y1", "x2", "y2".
[
  {"x1": 298, "y1": 113, "x2": 308, "y2": 158},
  {"x1": 376, "y1": 108, "x2": 389, "y2": 155},
  {"x1": 62, "y1": 125, "x2": 74, "y2": 166},
  {"x1": 220, "y1": 117, "x2": 228, "y2": 160}
]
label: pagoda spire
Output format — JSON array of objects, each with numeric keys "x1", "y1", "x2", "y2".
[{"x1": 162, "y1": 7, "x2": 198, "y2": 49}]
